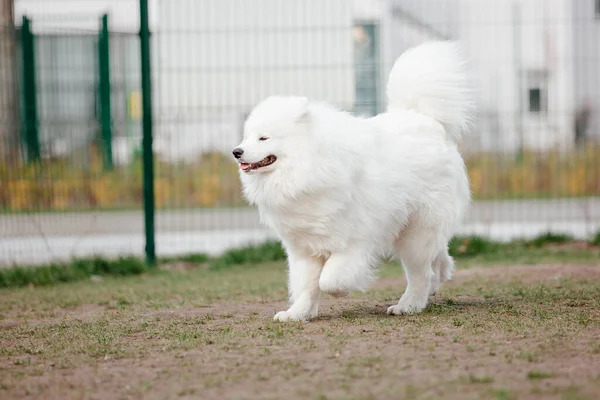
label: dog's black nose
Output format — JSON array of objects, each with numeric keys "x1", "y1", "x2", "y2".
[{"x1": 232, "y1": 148, "x2": 244, "y2": 159}]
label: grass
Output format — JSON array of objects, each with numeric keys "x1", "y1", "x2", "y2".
[
  {"x1": 0, "y1": 257, "x2": 148, "y2": 289},
  {"x1": 2, "y1": 146, "x2": 600, "y2": 212},
  {"x1": 0, "y1": 251, "x2": 599, "y2": 399},
  {"x1": 591, "y1": 231, "x2": 600, "y2": 246},
  {"x1": 525, "y1": 232, "x2": 575, "y2": 248},
  {"x1": 158, "y1": 253, "x2": 211, "y2": 264},
  {"x1": 493, "y1": 389, "x2": 516, "y2": 400},
  {"x1": 0, "y1": 151, "x2": 244, "y2": 212},
  {"x1": 209, "y1": 240, "x2": 286, "y2": 270},
  {"x1": 465, "y1": 375, "x2": 495, "y2": 384},
  {"x1": 1, "y1": 258, "x2": 599, "y2": 399},
  {"x1": 2, "y1": 232, "x2": 599, "y2": 290},
  {"x1": 0, "y1": 240, "x2": 286, "y2": 289},
  {"x1": 527, "y1": 370, "x2": 556, "y2": 380}
]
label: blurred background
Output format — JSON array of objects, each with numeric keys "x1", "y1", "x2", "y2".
[{"x1": 0, "y1": 0, "x2": 599, "y2": 266}]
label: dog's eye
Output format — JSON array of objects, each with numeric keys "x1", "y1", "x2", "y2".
[{"x1": 259, "y1": 136, "x2": 269, "y2": 141}]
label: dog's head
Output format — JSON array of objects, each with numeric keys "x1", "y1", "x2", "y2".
[{"x1": 233, "y1": 96, "x2": 312, "y2": 175}]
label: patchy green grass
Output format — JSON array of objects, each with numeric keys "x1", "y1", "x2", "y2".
[
  {"x1": 525, "y1": 232, "x2": 575, "y2": 247},
  {"x1": 493, "y1": 389, "x2": 516, "y2": 400},
  {"x1": 2, "y1": 233, "x2": 600, "y2": 290},
  {"x1": 209, "y1": 240, "x2": 286, "y2": 270},
  {"x1": 159, "y1": 253, "x2": 211, "y2": 264},
  {"x1": 0, "y1": 246, "x2": 599, "y2": 399},
  {"x1": 0, "y1": 257, "x2": 148, "y2": 289},
  {"x1": 591, "y1": 231, "x2": 600, "y2": 246},
  {"x1": 527, "y1": 370, "x2": 556, "y2": 380}
]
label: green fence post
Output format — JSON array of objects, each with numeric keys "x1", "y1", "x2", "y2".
[
  {"x1": 20, "y1": 16, "x2": 40, "y2": 163},
  {"x1": 139, "y1": 0, "x2": 155, "y2": 266},
  {"x1": 98, "y1": 14, "x2": 113, "y2": 170}
]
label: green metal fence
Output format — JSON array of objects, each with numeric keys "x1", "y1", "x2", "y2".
[
  {"x1": 2, "y1": 23, "x2": 141, "y2": 157},
  {"x1": 0, "y1": 0, "x2": 599, "y2": 267},
  {"x1": 98, "y1": 14, "x2": 113, "y2": 170},
  {"x1": 20, "y1": 16, "x2": 39, "y2": 163},
  {"x1": 139, "y1": 0, "x2": 155, "y2": 265},
  {"x1": 0, "y1": 9, "x2": 154, "y2": 264}
]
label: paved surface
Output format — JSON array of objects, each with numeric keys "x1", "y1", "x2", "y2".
[{"x1": 1, "y1": 198, "x2": 599, "y2": 266}]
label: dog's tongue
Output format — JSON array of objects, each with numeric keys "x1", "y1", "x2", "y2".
[{"x1": 240, "y1": 163, "x2": 251, "y2": 171}]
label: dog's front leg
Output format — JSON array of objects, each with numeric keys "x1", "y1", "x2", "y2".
[
  {"x1": 319, "y1": 247, "x2": 375, "y2": 295},
  {"x1": 274, "y1": 248, "x2": 324, "y2": 322}
]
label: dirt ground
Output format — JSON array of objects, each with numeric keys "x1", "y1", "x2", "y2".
[{"x1": 1, "y1": 263, "x2": 600, "y2": 400}]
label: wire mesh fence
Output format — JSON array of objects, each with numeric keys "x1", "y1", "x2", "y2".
[{"x1": 0, "y1": 0, "x2": 599, "y2": 266}]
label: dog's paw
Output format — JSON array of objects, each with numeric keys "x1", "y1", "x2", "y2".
[
  {"x1": 387, "y1": 304, "x2": 420, "y2": 315},
  {"x1": 387, "y1": 296, "x2": 428, "y2": 315},
  {"x1": 274, "y1": 310, "x2": 305, "y2": 322},
  {"x1": 319, "y1": 268, "x2": 353, "y2": 295},
  {"x1": 429, "y1": 283, "x2": 440, "y2": 297},
  {"x1": 429, "y1": 276, "x2": 441, "y2": 297}
]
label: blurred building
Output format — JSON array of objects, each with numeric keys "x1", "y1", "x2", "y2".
[
  {"x1": 14, "y1": 0, "x2": 358, "y2": 163},
  {"x1": 12, "y1": 0, "x2": 600, "y2": 162},
  {"x1": 361, "y1": 0, "x2": 600, "y2": 152}
]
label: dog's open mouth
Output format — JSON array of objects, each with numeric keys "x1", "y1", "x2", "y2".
[{"x1": 240, "y1": 155, "x2": 277, "y2": 172}]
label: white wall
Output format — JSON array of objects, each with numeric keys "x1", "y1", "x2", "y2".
[
  {"x1": 151, "y1": 0, "x2": 355, "y2": 160},
  {"x1": 15, "y1": 0, "x2": 355, "y2": 162},
  {"x1": 380, "y1": 0, "x2": 459, "y2": 97},
  {"x1": 518, "y1": 0, "x2": 574, "y2": 151},
  {"x1": 455, "y1": 0, "x2": 575, "y2": 151},
  {"x1": 455, "y1": 0, "x2": 515, "y2": 152},
  {"x1": 374, "y1": 0, "x2": 579, "y2": 152},
  {"x1": 16, "y1": 0, "x2": 593, "y2": 160},
  {"x1": 157, "y1": 0, "x2": 354, "y2": 109}
]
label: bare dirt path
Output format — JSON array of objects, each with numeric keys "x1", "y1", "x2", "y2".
[{"x1": 1, "y1": 264, "x2": 599, "y2": 400}]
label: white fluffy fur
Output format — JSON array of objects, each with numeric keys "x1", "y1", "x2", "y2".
[{"x1": 235, "y1": 41, "x2": 476, "y2": 321}]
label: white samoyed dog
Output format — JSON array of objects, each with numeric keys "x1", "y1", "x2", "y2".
[{"x1": 233, "y1": 41, "x2": 476, "y2": 321}]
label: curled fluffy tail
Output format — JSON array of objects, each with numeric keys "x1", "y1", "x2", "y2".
[{"x1": 386, "y1": 41, "x2": 476, "y2": 143}]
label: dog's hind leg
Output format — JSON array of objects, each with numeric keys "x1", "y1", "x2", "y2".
[
  {"x1": 429, "y1": 248, "x2": 455, "y2": 296},
  {"x1": 429, "y1": 258, "x2": 441, "y2": 297},
  {"x1": 319, "y1": 246, "x2": 376, "y2": 296},
  {"x1": 387, "y1": 227, "x2": 442, "y2": 314},
  {"x1": 439, "y1": 248, "x2": 455, "y2": 288},
  {"x1": 274, "y1": 247, "x2": 324, "y2": 322}
]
